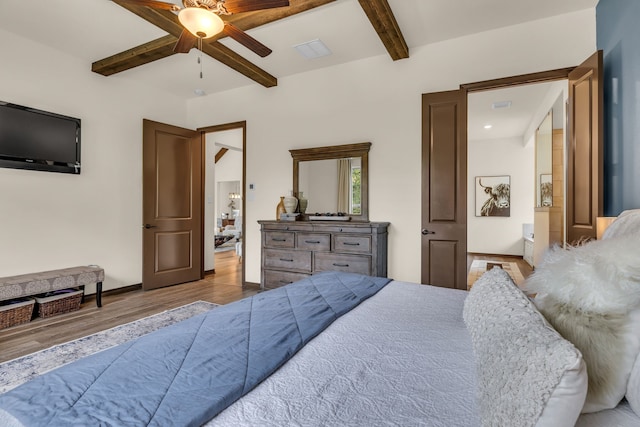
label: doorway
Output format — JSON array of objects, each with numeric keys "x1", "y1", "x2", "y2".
[
  {"x1": 201, "y1": 122, "x2": 246, "y2": 287},
  {"x1": 466, "y1": 81, "x2": 566, "y2": 261}
]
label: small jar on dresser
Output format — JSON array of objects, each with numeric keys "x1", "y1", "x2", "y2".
[{"x1": 258, "y1": 220, "x2": 389, "y2": 290}]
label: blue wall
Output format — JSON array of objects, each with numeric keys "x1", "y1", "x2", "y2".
[{"x1": 597, "y1": 0, "x2": 640, "y2": 215}]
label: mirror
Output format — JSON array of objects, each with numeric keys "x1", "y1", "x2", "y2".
[
  {"x1": 291, "y1": 142, "x2": 370, "y2": 221},
  {"x1": 535, "y1": 93, "x2": 564, "y2": 208},
  {"x1": 536, "y1": 111, "x2": 553, "y2": 207}
]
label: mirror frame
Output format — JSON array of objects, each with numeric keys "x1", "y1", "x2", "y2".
[{"x1": 290, "y1": 142, "x2": 371, "y2": 221}]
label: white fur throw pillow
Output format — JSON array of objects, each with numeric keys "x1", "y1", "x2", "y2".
[
  {"x1": 602, "y1": 209, "x2": 640, "y2": 240},
  {"x1": 523, "y1": 234, "x2": 640, "y2": 413},
  {"x1": 464, "y1": 268, "x2": 587, "y2": 427}
]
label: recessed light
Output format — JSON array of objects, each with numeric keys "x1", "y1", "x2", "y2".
[
  {"x1": 484, "y1": 124, "x2": 493, "y2": 129},
  {"x1": 293, "y1": 39, "x2": 332, "y2": 59}
]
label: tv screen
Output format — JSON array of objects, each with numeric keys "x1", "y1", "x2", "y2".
[{"x1": 0, "y1": 101, "x2": 81, "y2": 174}]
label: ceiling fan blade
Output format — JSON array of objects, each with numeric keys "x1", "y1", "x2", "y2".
[
  {"x1": 114, "y1": 0, "x2": 179, "y2": 11},
  {"x1": 174, "y1": 29, "x2": 198, "y2": 53},
  {"x1": 222, "y1": 0, "x2": 289, "y2": 14},
  {"x1": 223, "y1": 23, "x2": 272, "y2": 57}
]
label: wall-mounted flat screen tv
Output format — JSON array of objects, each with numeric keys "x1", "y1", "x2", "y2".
[{"x1": 0, "y1": 101, "x2": 81, "y2": 174}]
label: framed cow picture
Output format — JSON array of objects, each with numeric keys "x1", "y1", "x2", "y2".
[
  {"x1": 540, "y1": 174, "x2": 553, "y2": 207},
  {"x1": 475, "y1": 175, "x2": 511, "y2": 217}
]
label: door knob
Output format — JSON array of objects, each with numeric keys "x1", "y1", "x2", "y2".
[
  {"x1": 144, "y1": 224, "x2": 157, "y2": 229},
  {"x1": 421, "y1": 229, "x2": 435, "y2": 235}
]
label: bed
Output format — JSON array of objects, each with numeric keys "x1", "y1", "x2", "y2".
[{"x1": 1, "y1": 210, "x2": 639, "y2": 426}]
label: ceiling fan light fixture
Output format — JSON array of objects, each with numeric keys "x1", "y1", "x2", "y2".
[{"x1": 178, "y1": 7, "x2": 224, "y2": 39}]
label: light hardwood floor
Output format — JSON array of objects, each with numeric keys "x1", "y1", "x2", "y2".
[
  {"x1": 0, "y1": 251, "x2": 256, "y2": 363},
  {"x1": 468, "y1": 253, "x2": 533, "y2": 280},
  {"x1": 1, "y1": 252, "x2": 532, "y2": 364}
]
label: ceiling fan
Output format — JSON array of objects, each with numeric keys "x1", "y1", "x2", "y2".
[{"x1": 116, "y1": 0, "x2": 290, "y2": 57}]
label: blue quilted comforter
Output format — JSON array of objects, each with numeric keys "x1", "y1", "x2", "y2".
[{"x1": 0, "y1": 271, "x2": 391, "y2": 427}]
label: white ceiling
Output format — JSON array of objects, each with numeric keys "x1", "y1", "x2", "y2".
[
  {"x1": 0, "y1": 0, "x2": 597, "y2": 100},
  {"x1": 468, "y1": 82, "x2": 558, "y2": 142}
]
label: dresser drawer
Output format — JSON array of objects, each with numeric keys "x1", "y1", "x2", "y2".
[
  {"x1": 264, "y1": 231, "x2": 295, "y2": 248},
  {"x1": 334, "y1": 235, "x2": 371, "y2": 253},
  {"x1": 297, "y1": 233, "x2": 331, "y2": 251},
  {"x1": 264, "y1": 248, "x2": 312, "y2": 272},
  {"x1": 264, "y1": 270, "x2": 310, "y2": 289},
  {"x1": 314, "y1": 253, "x2": 371, "y2": 275}
]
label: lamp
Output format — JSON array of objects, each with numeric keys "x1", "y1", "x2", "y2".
[{"x1": 178, "y1": 7, "x2": 224, "y2": 39}]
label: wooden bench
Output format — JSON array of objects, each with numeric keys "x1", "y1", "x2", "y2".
[{"x1": 0, "y1": 266, "x2": 105, "y2": 308}]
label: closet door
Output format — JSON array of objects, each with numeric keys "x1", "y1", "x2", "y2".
[{"x1": 567, "y1": 51, "x2": 603, "y2": 243}]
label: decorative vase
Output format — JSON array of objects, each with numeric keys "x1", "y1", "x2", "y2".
[
  {"x1": 298, "y1": 191, "x2": 308, "y2": 214},
  {"x1": 276, "y1": 196, "x2": 286, "y2": 220},
  {"x1": 283, "y1": 191, "x2": 298, "y2": 214}
]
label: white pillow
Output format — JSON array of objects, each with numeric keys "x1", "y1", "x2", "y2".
[
  {"x1": 602, "y1": 209, "x2": 640, "y2": 240},
  {"x1": 524, "y1": 234, "x2": 640, "y2": 413},
  {"x1": 464, "y1": 268, "x2": 587, "y2": 427}
]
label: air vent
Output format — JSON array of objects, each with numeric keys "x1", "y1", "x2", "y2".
[
  {"x1": 492, "y1": 100, "x2": 512, "y2": 109},
  {"x1": 293, "y1": 39, "x2": 332, "y2": 59}
]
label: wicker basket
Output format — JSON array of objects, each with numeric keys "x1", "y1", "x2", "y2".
[
  {"x1": 34, "y1": 289, "x2": 83, "y2": 318},
  {"x1": 0, "y1": 298, "x2": 35, "y2": 329}
]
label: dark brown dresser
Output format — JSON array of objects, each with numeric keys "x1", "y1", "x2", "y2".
[{"x1": 258, "y1": 220, "x2": 389, "y2": 290}]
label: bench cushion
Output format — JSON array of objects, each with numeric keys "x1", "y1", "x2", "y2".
[{"x1": 0, "y1": 267, "x2": 104, "y2": 302}]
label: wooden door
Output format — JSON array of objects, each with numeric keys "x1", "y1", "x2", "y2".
[
  {"x1": 421, "y1": 90, "x2": 467, "y2": 289},
  {"x1": 567, "y1": 51, "x2": 603, "y2": 243},
  {"x1": 142, "y1": 119, "x2": 203, "y2": 290}
]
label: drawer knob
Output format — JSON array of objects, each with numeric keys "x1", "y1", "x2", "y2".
[
  {"x1": 272, "y1": 238, "x2": 287, "y2": 242},
  {"x1": 343, "y1": 242, "x2": 360, "y2": 246},
  {"x1": 279, "y1": 258, "x2": 294, "y2": 262},
  {"x1": 305, "y1": 240, "x2": 321, "y2": 244},
  {"x1": 333, "y1": 263, "x2": 350, "y2": 267}
]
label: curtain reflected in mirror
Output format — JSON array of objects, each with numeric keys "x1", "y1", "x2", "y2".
[{"x1": 337, "y1": 159, "x2": 350, "y2": 213}]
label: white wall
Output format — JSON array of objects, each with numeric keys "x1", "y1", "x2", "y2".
[
  {"x1": 467, "y1": 137, "x2": 535, "y2": 255},
  {"x1": 524, "y1": 81, "x2": 568, "y2": 145},
  {"x1": 0, "y1": 29, "x2": 186, "y2": 293},
  {"x1": 188, "y1": 9, "x2": 596, "y2": 285}
]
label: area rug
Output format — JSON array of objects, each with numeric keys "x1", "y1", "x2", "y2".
[
  {"x1": 0, "y1": 300, "x2": 218, "y2": 393},
  {"x1": 215, "y1": 238, "x2": 238, "y2": 253}
]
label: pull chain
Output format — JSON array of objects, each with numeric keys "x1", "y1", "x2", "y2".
[{"x1": 198, "y1": 37, "x2": 203, "y2": 79}]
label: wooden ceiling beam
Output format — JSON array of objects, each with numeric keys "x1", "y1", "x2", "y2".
[
  {"x1": 357, "y1": 0, "x2": 408, "y2": 61},
  {"x1": 93, "y1": 0, "x2": 337, "y2": 87},
  {"x1": 215, "y1": 148, "x2": 229, "y2": 163},
  {"x1": 223, "y1": 0, "x2": 336, "y2": 29},
  {"x1": 91, "y1": 35, "x2": 178, "y2": 76}
]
